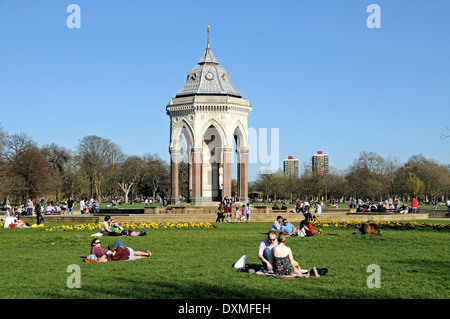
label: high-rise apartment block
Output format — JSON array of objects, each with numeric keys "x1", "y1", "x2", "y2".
[
  {"x1": 283, "y1": 156, "x2": 299, "y2": 177},
  {"x1": 312, "y1": 151, "x2": 329, "y2": 174}
]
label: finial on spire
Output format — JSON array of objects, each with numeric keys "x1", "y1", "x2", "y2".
[{"x1": 207, "y1": 24, "x2": 210, "y2": 45}]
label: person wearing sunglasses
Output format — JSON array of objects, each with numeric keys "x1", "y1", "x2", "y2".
[
  {"x1": 90, "y1": 238, "x2": 126, "y2": 258},
  {"x1": 257, "y1": 230, "x2": 278, "y2": 271}
]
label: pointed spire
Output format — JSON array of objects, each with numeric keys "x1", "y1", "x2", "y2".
[
  {"x1": 175, "y1": 25, "x2": 242, "y2": 98},
  {"x1": 198, "y1": 24, "x2": 219, "y2": 65}
]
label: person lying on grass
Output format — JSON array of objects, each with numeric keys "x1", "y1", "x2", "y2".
[
  {"x1": 91, "y1": 238, "x2": 127, "y2": 258},
  {"x1": 101, "y1": 216, "x2": 146, "y2": 236},
  {"x1": 98, "y1": 243, "x2": 151, "y2": 262}
]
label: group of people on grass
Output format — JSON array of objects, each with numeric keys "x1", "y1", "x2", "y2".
[
  {"x1": 255, "y1": 215, "x2": 324, "y2": 278},
  {"x1": 257, "y1": 230, "x2": 319, "y2": 278},
  {"x1": 88, "y1": 238, "x2": 151, "y2": 262},
  {"x1": 2, "y1": 208, "x2": 30, "y2": 228},
  {"x1": 216, "y1": 203, "x2": 252, "y2": 223},
  {"x1": 84, "y1": 215, "x2": 151, "y2": 262},
  {"x1": 271, "y1": 215, "x2": 322, "y2": 237}
]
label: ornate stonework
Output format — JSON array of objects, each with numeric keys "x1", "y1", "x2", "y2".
[{"x1": 167, "y1": 31, "x2": 251, "y2": 204}]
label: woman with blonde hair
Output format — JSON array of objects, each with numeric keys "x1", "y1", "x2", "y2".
[{"x1": 272, "y1": 234, "x2": 310, "y2": 277}]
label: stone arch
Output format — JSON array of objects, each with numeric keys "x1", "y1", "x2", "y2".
[
  {"x1": 170, "y1": 119, "x2": 195, "y2": 151},
  {"x1": 197, "y1": 118, "x2": 228, "y2": 150},
  {"x1": 231, "y1": 120, "x2": 248, "y2": 151}
]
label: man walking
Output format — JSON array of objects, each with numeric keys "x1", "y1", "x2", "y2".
[
  {"x1": 246, "y1": 203, "x2": 252, "y2": 223},
  {"x1": 67, "y1": 197, "x2": 74, "y2": 215}
]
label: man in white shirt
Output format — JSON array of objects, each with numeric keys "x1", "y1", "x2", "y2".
[
  {"x1": 257, "y1": 230, "x2": 278, "y2": 270},
  {"x1": 79, "y1": 198, "x2": 85, "y2": 214},
  {"x1": 245, "y1": 203, "x2": 252, "y2": 223},
  {"x1": 271, "y1": 216, "x2": 283, "y2": 233}
]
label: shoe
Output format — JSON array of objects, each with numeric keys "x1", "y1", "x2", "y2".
[
  {"x1": 146, "y1": 250, "x2": 152, "y2": 257},
  {"x1": 310, "y1": 266, "x2": 319, "y2": 277},
  {"x1": 317, "y1": 268, "x2": 328, "y2": 276}
]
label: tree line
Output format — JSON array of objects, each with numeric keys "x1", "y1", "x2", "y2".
[
  {"x1": 250, "y1": 151, "x2": 450, "y2": 204},
  {"x1": 0, "y1": 128, "x2": 170, "y2": 204},
  {"x1": 1, "y1": 126, "x2": 449, "y2": 206}
]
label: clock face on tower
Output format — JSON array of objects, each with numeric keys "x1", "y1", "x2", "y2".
[{"x1": 205, "y1": 72, "x2": 214, "y2": 80}]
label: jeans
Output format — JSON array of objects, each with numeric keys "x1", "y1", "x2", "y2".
[
  {"x1": 36, "y1": 214, "x2": 44, "y2": 225},
  {"x1": 262, "y1": 248, "x2": 273, "y2": 269},
  {"x1": 114, "y1": 240, "x2": 125, "y2": 249}
]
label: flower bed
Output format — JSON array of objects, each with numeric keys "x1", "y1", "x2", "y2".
[
  {"x1": 312, "y1": 220, "x2": 449, "y2": 231},
  {"x1": 43, "y1": 221, "x2": 215, "y2": 232}
]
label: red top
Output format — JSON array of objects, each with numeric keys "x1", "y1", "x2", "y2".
[
  {"x1": 412, "y1": 198, "x2": 418, "y2": 208},
  {"x1": 108, "y1": 247, "x2": 130, "y2": 261}
]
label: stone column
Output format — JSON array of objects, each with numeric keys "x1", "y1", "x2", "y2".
[
  {"x1": 238, "y1": 148, "x2": 249, "y2": 203},
  {"x1": 191, "y1": 147, "x2": 203, "y2": 205},
  {"x1": 169, "y1": 147, "x2": 180, "y2": 205},
  {"x1": 222, "y1": 147, "x2": 232, "y2": 199}
]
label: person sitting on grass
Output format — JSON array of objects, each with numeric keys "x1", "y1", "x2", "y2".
[
  {"x1": 297, "y1": 219, "x2": 322, "y2": 237},
  {"x1": 280, "y1": 218, "x2": 295, "y2": 236},
  {"x1": 353, "y1": 220, "x2": 380, "y2": 236},
  {"x1": 272, "y1": 234, "x2": 309, "y2": 277},
  {"x1": 312, "y1": 202, "x2": 322, "y2": 221},
  {"x1": 302, "y1": 205, "x2": 312, "y2": 221},
  {"x1": 98, "y1": 244, "x2": 151, "y2": 262},
  {"x1": 271, "y1": 216, "x2": 283, "y2": 234},
  {"x1": 14, "y1": 213, "x2": 29, "y2": 228},
  {"x1": 257, "y1": 230, "x2": 278, "y2": 271}
]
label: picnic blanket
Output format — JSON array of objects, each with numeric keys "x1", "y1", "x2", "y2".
[{"x1": 233, "y1": 255, "x2": 328, "y2": 279}]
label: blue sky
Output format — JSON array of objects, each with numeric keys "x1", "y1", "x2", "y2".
[{"x1": 0, "y1": 0, "x2": 449, "y2": 181}]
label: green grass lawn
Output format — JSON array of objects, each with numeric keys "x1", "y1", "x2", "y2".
[{"x1": 1, "y1": 221, "x2": 449, "y2": 299}]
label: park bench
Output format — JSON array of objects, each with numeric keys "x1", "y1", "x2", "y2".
[
  {"x1": 161, "y1": 209, "x2": 184, "y2": 214},
  {"x1": 271, "y1": 209, "x2": 296, "y2": 214},
  {"x1": 44, "y1": 211, "x2": 64, "y2": 215}
]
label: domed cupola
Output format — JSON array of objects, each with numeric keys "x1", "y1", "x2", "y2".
[{"x1": 175, "y1": 28, "x2": 242, "y2": 98}]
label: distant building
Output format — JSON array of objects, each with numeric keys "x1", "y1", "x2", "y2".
[
  {"x1": 284, "y1": 156, "x2": 299, "y2": 177},
  {"x1": 312, "y1": 151, "x2": 329, "y2": 174}
]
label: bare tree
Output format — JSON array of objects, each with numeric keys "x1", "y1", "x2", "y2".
[
  {"x1": 41, "y1": 143, "x2": 71, "y2": 201},
  {"x1": 11, "y1": 147, "x2": 51, "y2": 200},
  {"x1": 141, "y1": 153, "x2": 170, "y2": 202},
  {"x1": 1, "y1": 132, "x2": 37, "y2": 163},
  {"x1": 440, "y1": 125, "x2": 449, "y2": 139},
  {"x1": 77, "y1": 135, "x2": 124, "y2": 202},
  {"x1": 117, "y1": 155, "x2": 145, "y2": 203}
]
